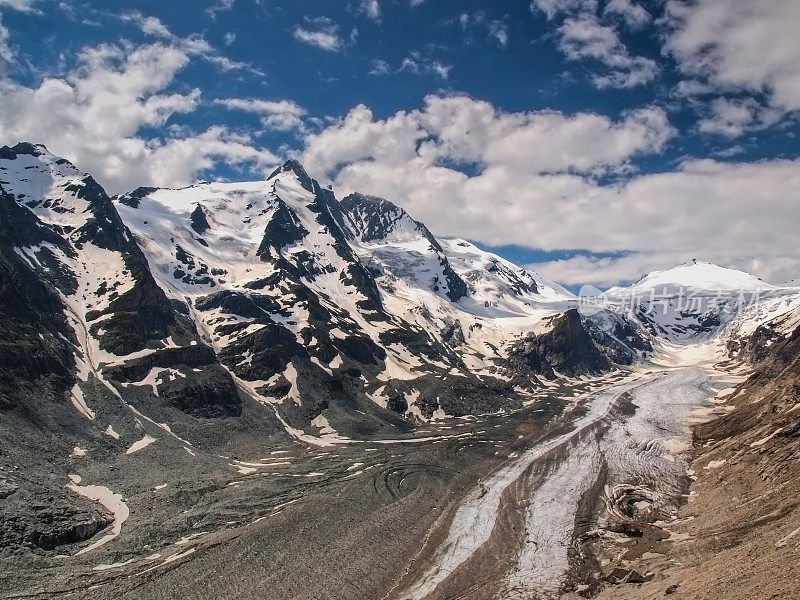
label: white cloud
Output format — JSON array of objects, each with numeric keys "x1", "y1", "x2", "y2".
[
  {"x1": 0, "y1": 42, "x2": 277, "y2": 193},
  {"x1": 301, "y1": 95, "x2": 673, "y2": 180},
  {"x1": 366, "y1": 56, "x2": 451, "y2": 78},
  {"x1": 558, "y1": 15, "x2": 657, "y2": 88},
  {"x1": 531, "y1": 249, "x2": 800, "y2": 290},
  {"x1": 603, "y1": 0, "x2": 650, "y2": 29},
  {"x1": 530, "y1": 1, "x2": 656, "y2": 88},
  {"x1": 489, "y1": 21, "x2": 509, "y2": 47},
  {"x1": 666, "y1": 0, "x2": 800, "y2": 116},
  {"x1": 0, "y1": 0, "x2": 39, "y2": 12},
  {"x1": 530, "y1": 0, "x2": 597, "y2": 20},
  {"x1": 206, "y1": 0, "x2": 235, "y2": 19},
  {"x1": 292, "y1": 27, "x2": 341, "y2": 52},
  {"x1": 697, "y1": 97, "x2": 759, "y2": 137},
  {"x1": 397, "y1": 54, "x2": 451, "y2": 79},
  {"x1": 292, "y1": 17, "x2": 343, "y2": 52},
  {"x1": 215, "y1": 97, "x2": 307, "y2": 131},
  {"x1": 298, "y1": 96, "x2": 800, "y2": 286},
  {"x1": 300, "y1": 104, "x2": 423, "y2": 177},
  {"x1": 358, "y1": 0, "x2": 380, "y2": 21},
  {"x1": 137, "y1": 15, "x2": 172, "y2": 38},
  {"x1": 529, "y1": 253, "x2": 685, "y2": 288},
  {"x1": 121, "y1": 11, "x2": 172, "y2": 38},
  {"x1": 368, "y1": 59, "x2": 390, "y2": 75},
  {"x1": 399, "y1": 57, "x2": 420, "y2": 74},
  {"x1": 674, "y1": 79, "x2": 716, "y2": 97},
  {"x1": 430, "y1": 61, "x2": 451, "y2": 79},
  {"x1": 0, "y1": 15, "x2": 13, "y2": 67},
  {"x1": 121, "y1": 11, "x2": 258, "y2": 75}
]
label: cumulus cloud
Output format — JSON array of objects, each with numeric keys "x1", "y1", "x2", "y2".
[
  {"x1": 666, "y1": 0, "x2": 800, "y2": 116},
  {"x1": 0, "y1": 42, "x2": 277, "y2": 193},
  {"x1": 558, "y1": 15, "x2": 657, "y2": 88},
  {"x1": 214, "y1": 97, "x2": 307, "y2": 131},
  {"x1": 297, "y1": 96, "x2": 800, "y2": 286},
  {"x1": 697, "y1": 97, "x2": 761, "y2": 137},
  {"x1": 301, "y1": 96, "x2": 673, "y2": 180},
  {"x1": 292, "y1": 17, "x2": 343, "y2": 52}
]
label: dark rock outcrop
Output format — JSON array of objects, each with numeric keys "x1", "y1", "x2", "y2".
[
  {"x1": 510, "y1": 309, "x2": 613, "y2": 378},
  {"x1": 190, "y1": 204, "x2": 210, "y2": 234}
]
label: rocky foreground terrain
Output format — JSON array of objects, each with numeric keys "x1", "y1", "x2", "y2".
[
  {"x1": 590, "y1": 317, "x2": 800, "y2": 600},
  {"x1": 0, "y1": 141, "x2": 799, "y2": 599}
]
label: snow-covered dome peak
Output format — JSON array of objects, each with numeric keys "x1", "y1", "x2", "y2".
[{"x1": 627, "y1": 260, "x2": 774, "y2": 292}]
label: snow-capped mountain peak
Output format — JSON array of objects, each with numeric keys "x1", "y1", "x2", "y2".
[
  {"x1": 268, "y1": 159, "x2": 316, "y2": 193},
  {"x1": 619, "y1": 259, "x2": 775, "y2": 294},
  {"x1": 600, "y1": 259, "x2": 791, "y2": 343},
  {"x1": 340, "y1": 192, "x2": 438, "y2": 246}
]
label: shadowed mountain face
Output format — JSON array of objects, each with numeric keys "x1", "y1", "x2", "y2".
[{"x1": 509, "y1": 309, "x2": 612, "y2": 378}]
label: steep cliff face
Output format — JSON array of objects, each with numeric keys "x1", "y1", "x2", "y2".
[
  {"x1": 508, "y1": 309, "x2": 615, "y2": 378},
  {"x1": 0, "y1": 186, "x2": 76, "y2": 412},
  {"x1": 0, "y1": 143, "x2": 241, "y2": 421}
]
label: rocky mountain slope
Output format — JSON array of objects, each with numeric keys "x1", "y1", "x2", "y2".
[
  {"x1": 0, "y1": 142, "x2": 652, "y2": 558},
  {"x1": 591, "y1": 308, "x2": 800, "y2": 600},
  {"x1": 1, "y1": 140, "x2": 799, "y2": 597}
]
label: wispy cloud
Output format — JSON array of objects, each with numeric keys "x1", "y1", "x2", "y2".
[
  {"x1": 0, "y1": 15, "x2": 13, "y2": 67},
  {"x1": 457, "y1": 12, "x2": 510, "y2": 49},
  {"x1": 530, "y1": 0, "x2": 656, "y2": 88},
  {"x1": 214, "y1": 97, "x2": 307, "y2": 132},
  {"x1": 603, "y1": 0, "x2": 650, "y2": 29},
  {"x1": 206, "y1": 0, "x2": 235, "y2": 19},
  {"x1": 558, "y1": 15, "x2": 656, "y2": 88},
  {"x1": 0, "y1": 0, "x2": 41, "y2": 13},
  {"x1": 397, "y1": 52, "x2": 452, "y2": 79},
  {"x1": 368, "y1": 59, "x2": 391, "y2": 75},
  {"x1": 120, "y1": 11, "x2": 261, "y2": 75},
  {"x1": 358, "y1": 0, "x2": 381, "y2": 21},
  {"x1": 292, "y1": 16, "x2": 343, "y2": 52},
  {"x1": 489, "y1": 21, "x2": 509, "y2": 47}
]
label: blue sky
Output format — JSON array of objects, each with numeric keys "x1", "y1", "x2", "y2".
[{"x1": 1, "y1": 0, "x2": 799, "y2": 288}]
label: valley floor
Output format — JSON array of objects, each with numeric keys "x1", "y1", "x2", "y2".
[{"x1": 3, "y1": 356, "x2": 792, "y2": 600}]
